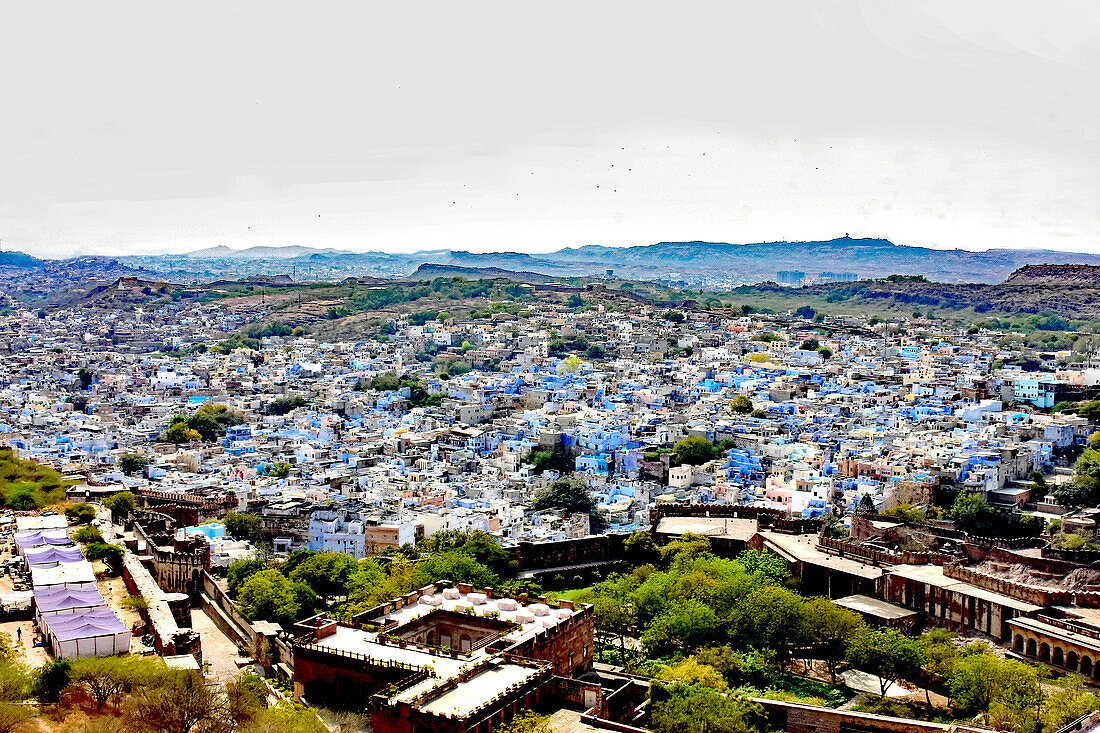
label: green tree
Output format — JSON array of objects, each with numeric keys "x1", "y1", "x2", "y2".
[
  {"x1": 623, "y1": 531, "x2": 660, "y2": 565},
  {"x1": 225, "y1": 512, "x2": 267, "y2": 544},
  {"x1": 237, "y1": 569, "x2": 301, "y2": 627},
  {"x1": 281, "y1": 550, "x2": 315, "y2": 576},
  {"x1": 73, "y1": 524, "x2": 104, "y2": 544},
  {"x1": 417, "y1": 551, "x2": 499, "y2": 588},
  {"x1": 124, "y1": 668, "x2": 222, "y2": 733},
  {"x1": 161, "y1": 422, "x2": 201, "y2": 444},
  {"x1": 268, "y1": 462, "x2": 291, "y2": 478},
  {"x1": 70, "y1": 656, "x2": 160, "y2": 709},
  {"x1": 592, "y1": 595, "x2": 635, "y2": 659},
  {"x1": 227, "y1": 557, "x2": 267, "y2": 598},
  {"x1": 799, "y1": 338, "x2": 820, "y2": 351},
  {"x1": 883, "y1": 503, "x2": 929, "y2": 526},
  {"x1": 117, "y1": 453, "x2": 148, "y2": 476},
  {"x1": 31, "y1": 658, "x2": 71, "y2": 704},
  {"x1": 266, "y1": 395, "x2": 307, "y2": 415},
  {"x1": 649, "y1": 682, "x2": 767, "y2": 733},
  {"x1": 950, "y1": 492, "x2": 998, "y2": 535},
  {"x1": 523, "y1": 445, "x2": 572, "y2": 475},
  {"x1": 920, "y1": 629, "x2": 957, "y2": 709},
  {"x1": 416, "y1": 530, "x2": 516, "y2": 579},
  {"x1": 658, "y1": 658, "x2": 729, "y2": 691},
  {"x1": 64, "y1": 502, "x2": 96, "y2": 525},
  {"x1": 288, "y1": 552, "x2": 360, "y2": 602},
  {"x1": 104, "y1": 491, "x2": 136, "y2": 521},
  {"x1": 659, "y1": 532, "x2": 712, "y2": 563},
  {"x1": 729, "y1": 396, "x2": 754, "y2": 414},
  {"x1": 245, "y1": 702, "x2": 327, "y2": 733},
  {"x1": 735, "y1": 549, "x2": 790, "y2": 583},
  {"x1": 845, "y1": 627, "x2": 924, "y2": 697},
  {"x1": 1042, "y1": 680, "x2": 1100, "y2": 732},
  {"x1": 532, "y1": 476, "x2": 595, "y2": 516},
  {"x1": 673, "y1": 436, "x2": 717, "y2": 465},
  {"x1": 499, "y1": 710, "x2": 552, "y2": 733},
  {"x1": 0, "y1": 660, "x2": 29, "y2": 704},
  {"x1": 557, "y1": 355, "x2": 582, "y2": 374},
  {"x1": 949, "y1": 645, "x2": 1001, "y2": 712},
  {"x1": 643, "y1": 599, "x2": 719, "y2": 656},
  {"x1": 1056, "y1": 448, "x2": 1100, "y2": 507},
  {"x1": 84, "y1": 542, "x2": 124, "y2": 574},
  {"x1": 803, "y1": 597, "x2": 864, "y2": 682},
  {"x1": 224, "y1": 673, "x2": 268, "y2": 729}
]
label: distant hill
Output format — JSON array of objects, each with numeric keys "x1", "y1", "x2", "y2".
[
  {"x1": 185, "y1": 245, "x2": 341, "y2": 259},
  {"x1": 6, "y1": 236, "x2": 1100, "y2": 290},
  {"x1": 114, "y1": 237, "x2": 1100, "y2": 285},
  {"x1": 544, "y1": 237, "x2": 1100, "y2": 284},
  {"x1": 0, "y1": 251, "x2": 43, "y2": 269},
  {"x1": 410, "y1": 263, "x2": 557, "y2": 283}
]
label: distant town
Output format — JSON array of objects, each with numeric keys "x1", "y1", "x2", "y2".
[{"x1": 0, "y1": 259, "x2": 1097, "y2": 733}]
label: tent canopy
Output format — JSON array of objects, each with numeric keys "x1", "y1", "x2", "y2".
[
  {"x1": 33, "y1": 587, "x2": 105, "y2": 614},
  {"x1": 25, "y1": 546, "x2": 84, "y2": 566},
  {"x1": 45, "y1": 608, "x2": 131, "y2": 659},
  {"x1": 15, "y1": 530, "x2": 73, "y2": 554},
  {"x1": 45, "y1": 609, "x2": 129, "y2": 641}
]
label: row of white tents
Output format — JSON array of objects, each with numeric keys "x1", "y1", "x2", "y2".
[{"x1": 16, "y1": 516, "x2": 131, "y2": 659}]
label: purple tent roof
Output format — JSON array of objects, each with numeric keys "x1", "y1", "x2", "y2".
[
  {"x1": 45, "y1": 608, "x2": 128, "y2": 642},
  {"x1": 15, "y1": 531, "x2": 74, "y2": 550},
  {"x1": 25, "y1": 546, "x2": 85, "y2": 565},
  {"x1": 33, "y1": 587, "x2": 105, "y2": 613}
]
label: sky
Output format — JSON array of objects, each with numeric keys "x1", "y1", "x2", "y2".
[{"x1": 0, "y1": 1, "x2": 1097, "y2": 258}]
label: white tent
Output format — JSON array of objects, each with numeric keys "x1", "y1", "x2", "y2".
[
  {"x1": 29, "y1": 560, "x2": 96, "y2": 590},
  {"x1": 44, "y1": 608, "x2": 131, "y2": 659},
  {"x1": 15, "y1": 516, "x2": 67, "y2": 532}
]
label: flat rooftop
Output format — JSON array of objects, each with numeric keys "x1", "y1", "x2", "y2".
[
  {"x1": 418, "y1": 661, "x2": 537, "y2": 718},
  {"x1": 655, "y1": 516, "x2": 757, "y2": 541},
  {"x1": 834, "y1": 594, "x2": 919, "y2": 620},
  {"x1": 887, "y1": 564, "x2": 1042, "y2": 613},
  {"x1": 759, "y1": 531, "x2": 884, "y2": 581}
]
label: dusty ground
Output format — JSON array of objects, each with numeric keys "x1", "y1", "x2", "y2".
[{"x1": 95, "y1": 568, "x2": 144, "y2": 654}]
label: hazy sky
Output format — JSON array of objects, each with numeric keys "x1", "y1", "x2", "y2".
[{"x1": 1, "y1": 1, "x2": 1097, "y2": 258}]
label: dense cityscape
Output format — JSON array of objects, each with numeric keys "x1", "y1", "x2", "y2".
[
  {"x1": 2, "y1": 1, "x2": 1096, "y2": 731},
  {"x1": 0, "y1": 262, "x2": 1093, "y2": 733}
]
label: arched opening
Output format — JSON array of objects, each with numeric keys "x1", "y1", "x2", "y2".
[
  {"x1": 460, "y1": 634, "x2": 472, "y2": 652},
  {"x1": 1014, "y1": 635, "x2": 1024, "y2": 652},
  {"x1": 1027, "y1": 638, "x2": 1037, "y2": 657},
  {"x1": 1068, "y1": 651, "x2": 1079, "y2": 671},
  {"x1": 1081, "y1": 656, "x2": 1093, "y2": 676},
  {"x1": 1040, "y1": 643, "x2": 1051, "y2": 662},
  {"x1": 1053, "y1": 647, "x2": 1064, "y2": 666}
]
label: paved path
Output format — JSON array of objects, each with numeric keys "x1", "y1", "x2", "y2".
[{"x1": 191, "y1": 607, "x2": 245, "y2": 682}]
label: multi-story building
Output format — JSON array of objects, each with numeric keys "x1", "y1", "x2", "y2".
[{"x1": 308, "y1": 508, "x2": 420, "y2": 558}]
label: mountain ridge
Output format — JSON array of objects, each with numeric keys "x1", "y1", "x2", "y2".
[{"x1": 7, "y1": 236, "x2": 1100, "y2": 285}]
